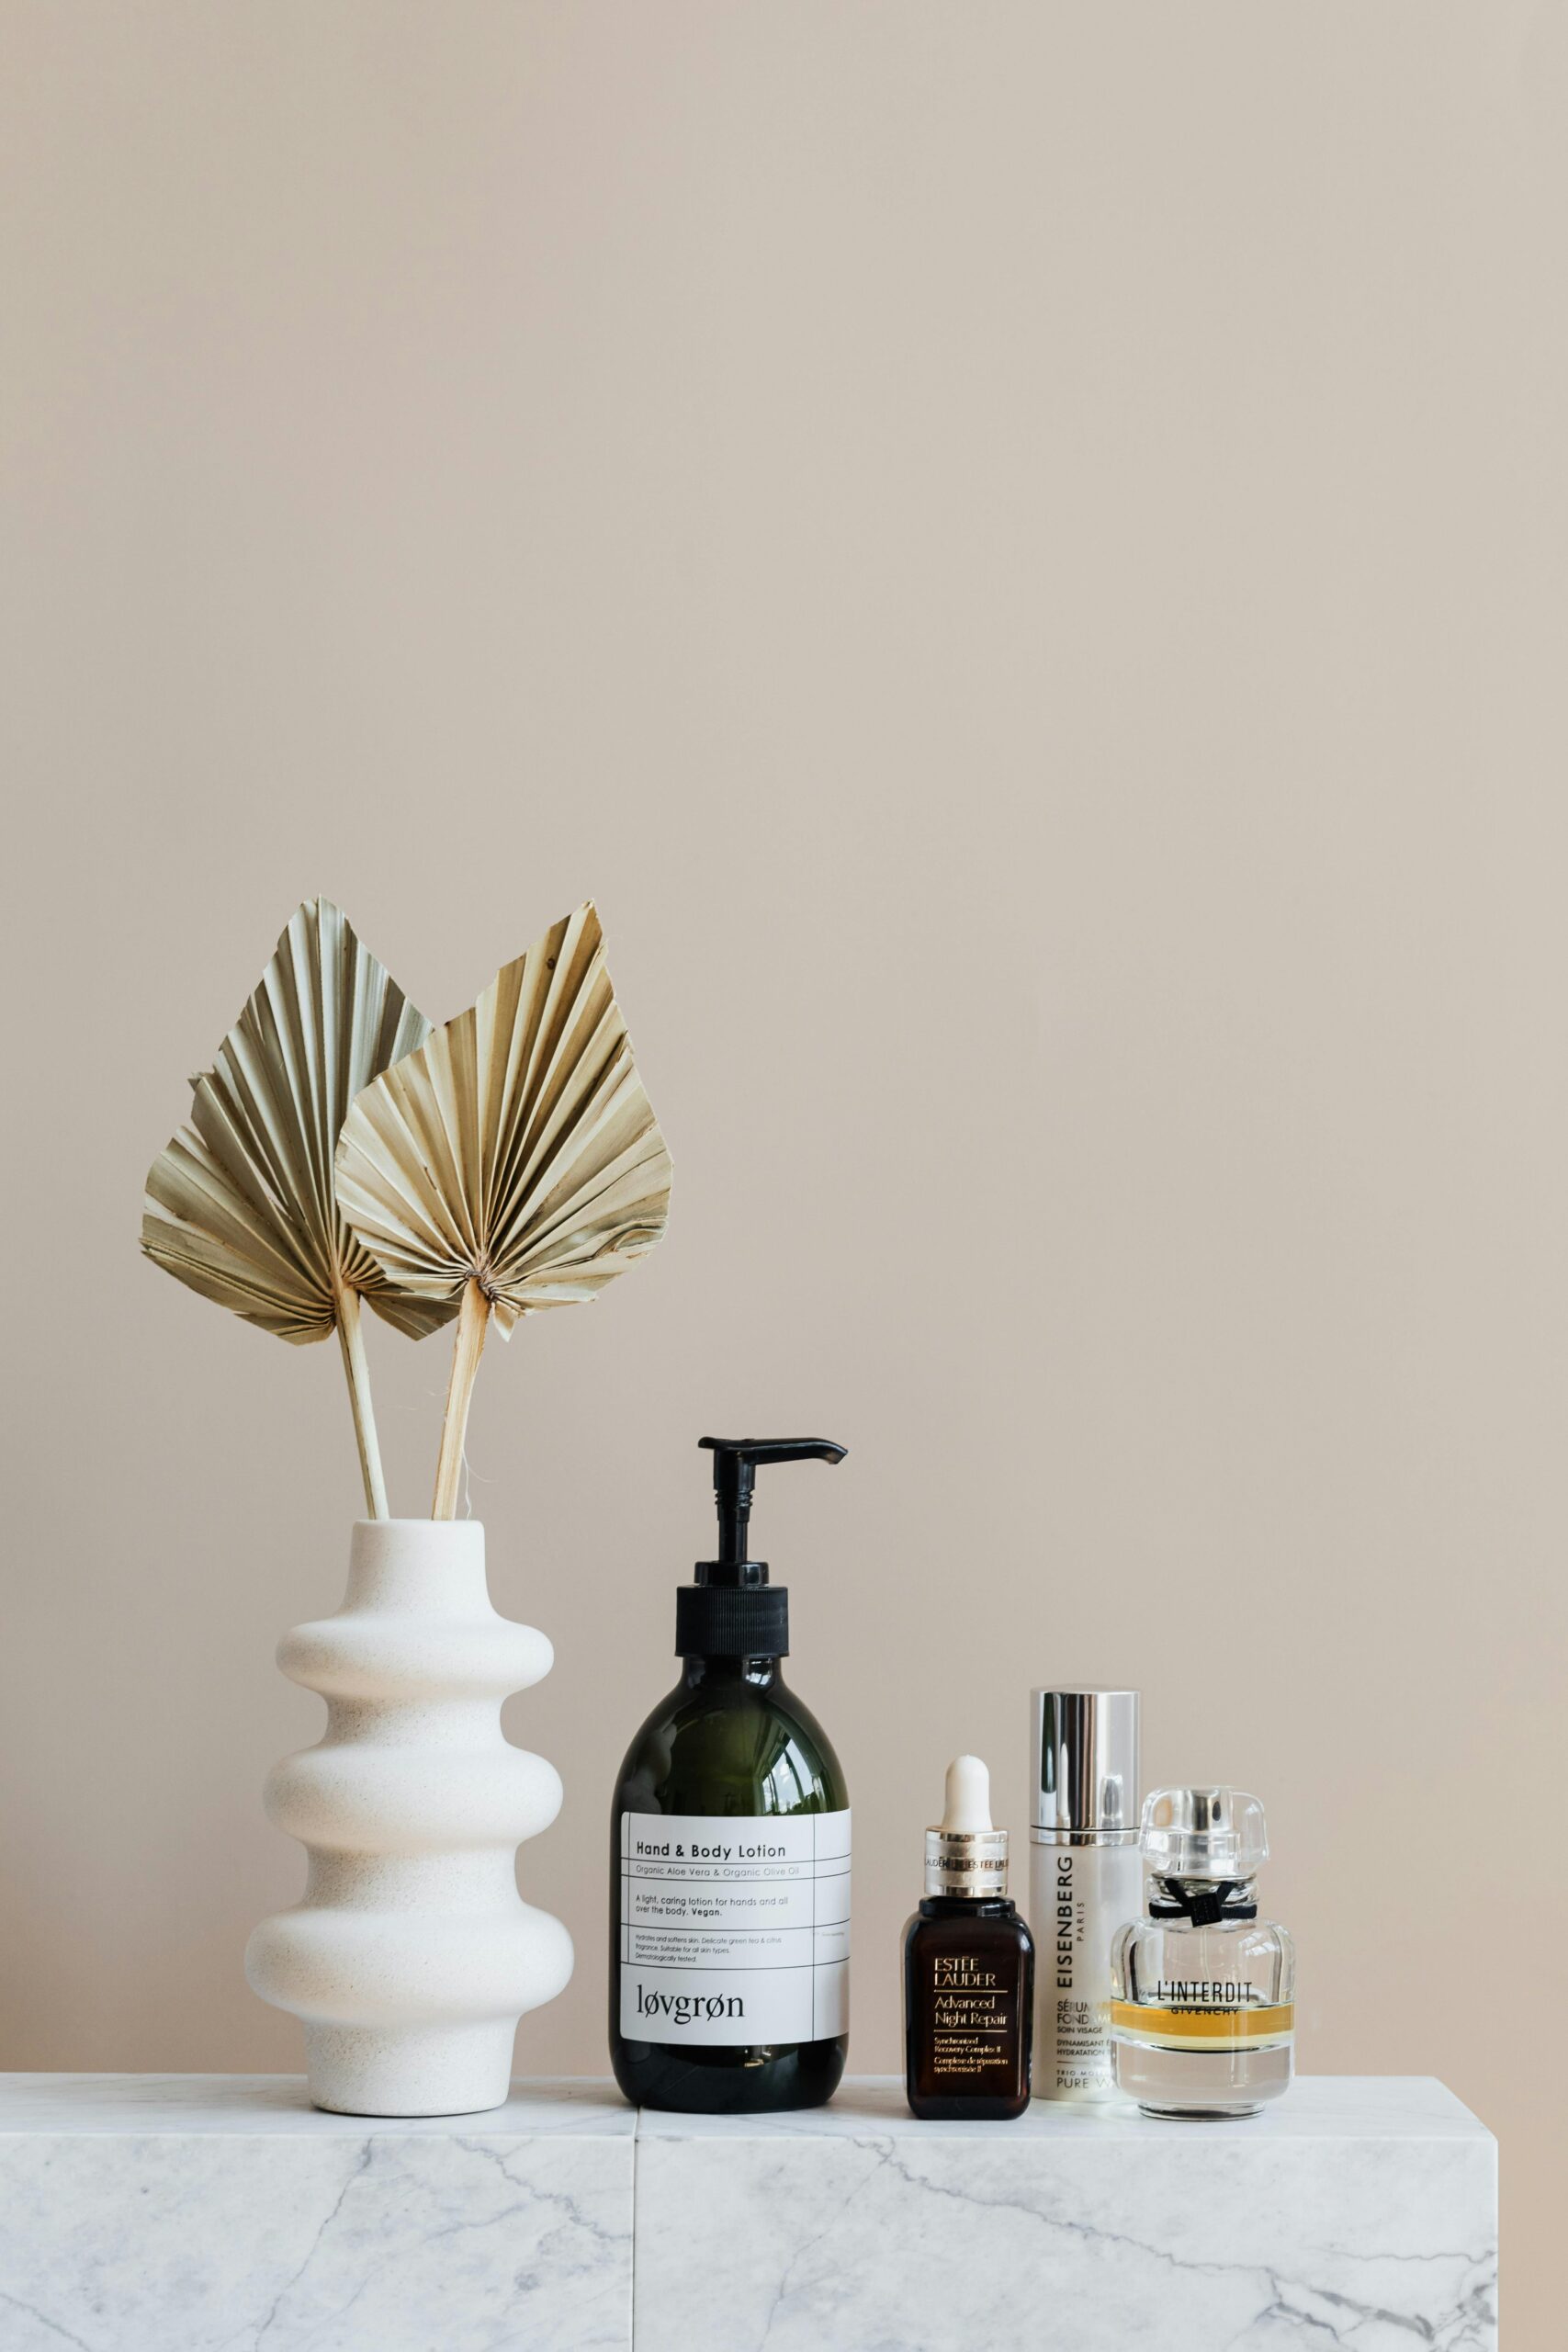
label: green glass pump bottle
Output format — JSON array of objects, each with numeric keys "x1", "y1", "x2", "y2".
[{"x1": 610, "y1": 1436, "x2": 851, "y2": 2113}]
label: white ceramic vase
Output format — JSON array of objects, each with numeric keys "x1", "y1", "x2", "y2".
[{"x1": 245, "y1": 1519, "x2": 573, "y2": 2117}]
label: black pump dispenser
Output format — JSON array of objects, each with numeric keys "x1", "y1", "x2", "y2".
[{"x1": 675, "y1": 1435, "x2": 847, "y2": 1657}]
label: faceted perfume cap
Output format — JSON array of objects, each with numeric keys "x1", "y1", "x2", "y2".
[
  {"x1": 1140, "y1": 1787, "x2": 1269, "y2": 1880},
  {"x1": 925, "y1": 1755, "x2": 1009, "y2": 1897},
  {"x1": 1031, "y1": 1689, "x2": 1140, "y2": 1836}
]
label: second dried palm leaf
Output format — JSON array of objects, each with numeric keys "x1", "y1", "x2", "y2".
[{"x1": 334, "y1": 901, "x2": 672, "y2": 1513}]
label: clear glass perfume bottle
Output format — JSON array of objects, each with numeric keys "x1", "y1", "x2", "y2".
[{"x1": 1110, "y1": 1788, "x2": 1294, "y2": 2120}]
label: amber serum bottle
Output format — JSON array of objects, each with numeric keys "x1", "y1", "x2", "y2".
[{"x1": 903, "y1": 1757, "x2": 1033, "y2": 2120}]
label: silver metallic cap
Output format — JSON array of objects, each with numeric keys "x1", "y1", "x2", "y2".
[
  {"x1": 924, "y1": 1824, "x2": 1009, "y2": 1898},
  {"x1": 1031, "y1": 1688, "x2": 1140, "y2": 1840}
]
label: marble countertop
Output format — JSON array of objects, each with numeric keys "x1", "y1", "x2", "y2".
[{"x1": 0, "y1": 2075, "x2": 1497, "y2": 2351}]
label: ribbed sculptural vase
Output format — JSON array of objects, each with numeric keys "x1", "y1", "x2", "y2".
[{"x1": 245, "y1": 1520, "x2": 573, "y2": 2117}]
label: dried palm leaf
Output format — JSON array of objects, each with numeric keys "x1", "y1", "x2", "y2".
[
  {"x1": 142, "y1": 899, "x2": 457, "y2": 1516},
  {"x1": 334, "y1": 901, "x2": 672, "y2": 1516}
]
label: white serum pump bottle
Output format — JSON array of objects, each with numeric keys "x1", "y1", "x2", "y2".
[{"x1": 1028, "y1": 1689, "x2": 1141, "y2": 2102}]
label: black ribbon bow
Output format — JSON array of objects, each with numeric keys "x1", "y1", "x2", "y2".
[{"x1": 1149, "y1": 1879, "x2": 1257, "y2": 1925}]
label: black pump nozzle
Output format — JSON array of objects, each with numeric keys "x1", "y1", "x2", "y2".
[
  {"x1": 696, "y1": 1436, "x2": 848, "y2": 1579},
  {"x1": 677, "y1": 1435, "x2": 848, "y2": 1658}
]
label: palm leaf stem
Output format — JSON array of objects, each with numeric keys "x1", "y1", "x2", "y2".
[
  {"x1": 432, "y1": 1278, "x2": 491, "y2": 1519},
  {"x1": 333, "y1": 1279, "x2": 389, "y2": 1519}
]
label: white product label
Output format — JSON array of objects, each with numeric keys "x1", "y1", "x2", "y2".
[
  {"x1": 1029, "y1": 1838, "x2": 1143, "y2": 2100},
  {"x1": 619, "y1": 1809, "x2": 851, "y2": 2046}
]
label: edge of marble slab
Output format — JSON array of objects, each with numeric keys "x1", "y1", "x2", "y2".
[
  {"x1": 0, "y1": 2073, "x2": 1494, "y2": 2146},
  {"x1": 0, "y1": 2074, "x2": 636, "y2": 2135},
  {"x1": 632, "y1": 2074, "x2": 1495, "y2": 2142}
]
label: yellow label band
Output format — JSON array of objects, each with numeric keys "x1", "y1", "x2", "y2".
[{"x1": 1111, "y1": 2001, "x2": 1294, "y2": 2045}]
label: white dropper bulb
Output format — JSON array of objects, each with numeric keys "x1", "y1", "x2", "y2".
[{"x1": 941, "y1": 1755, "x2": 994, "y2": 1835}]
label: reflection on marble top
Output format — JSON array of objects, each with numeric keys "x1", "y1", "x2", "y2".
[
  {"x1": 636, "y1": 2071, "x2": 1491, "y2": 2139},
  {"x1": 0, "y1": 2070, "x2": 1489, "y2": 2138},
  {"x1": 0, "y1": 2072, "x2": 635, "y2": 2134}
]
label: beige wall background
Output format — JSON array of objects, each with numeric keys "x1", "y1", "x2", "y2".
[{"x1": 3, "y1": 2, "x2": 1562, "y2": 2335}]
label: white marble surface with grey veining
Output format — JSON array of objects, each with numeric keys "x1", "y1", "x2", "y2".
[
  {"x1": 635, "y1": 2076, "x2": 1497, "y2": 2352},
  {"x1": 0, "y1": 2074, "x2": 1495, "y2": 2351},
  {"x1": 0, "y1": 2076, "x2": 634, "y2": 2351}
]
